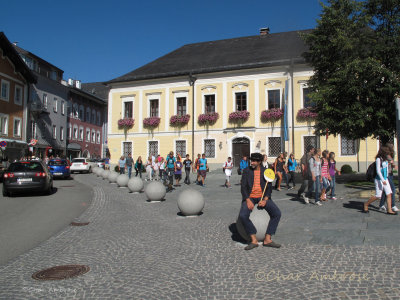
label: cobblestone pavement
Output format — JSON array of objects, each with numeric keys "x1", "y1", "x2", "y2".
[{"x1": 0, "y1": 172, "x2": 399, "y2": 299}]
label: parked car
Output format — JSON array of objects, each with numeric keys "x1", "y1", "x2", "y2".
[
  {"x1": 89, "y1": 158, "x2": 105, "y2": 169},
  {"x1": 2, "y1": 160, "x2": 53, "y2": 197},
  {"x1": 48, "y1": 159, "x2": 70, "y2": 179},
  {"x1": 70, "y1": 158, "x2": 92, "y2": 174}
]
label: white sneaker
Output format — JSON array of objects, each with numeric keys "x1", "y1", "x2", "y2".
[
  {"x1": 379, "y1": 206, "x2": 387, "y2": 212},
  {"x1": 302, "y1": 194, "x2": 309, "y2": 204},
  {"x1": 331, "y1": 197, "x2": 337, "y2": 200},
  {"x1": 315, "y1": 201, "x2": 322, "y2": 206},
  {"x1": 392, "y1": 206, "x2": 399, "y2": 212}
]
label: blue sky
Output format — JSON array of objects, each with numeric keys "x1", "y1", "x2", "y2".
[{"x1": 2, "y1": 0, "x2": 323, "y2": 83}]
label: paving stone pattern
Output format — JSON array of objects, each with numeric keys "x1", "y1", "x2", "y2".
[{"x1": 0, "y1": 172, "x2": 399, "y2": 299}]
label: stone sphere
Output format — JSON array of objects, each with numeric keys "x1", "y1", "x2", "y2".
[
  {"x1": 177, "y1": 189, "x2": 205, "y2": 216},
  {"x1": 236, "y1": 208, "x2": 270, "y2": 242},
  {"x1": 108, "y1": 171, "x2": 119, "y2": 183},
  {"x1": 144, "y1": 181, "x2": 166, "y2": 201},
  {"x1": 102, "y1": 170, "x2": 111, "y2": 179},
  {"x1": 92, "y1": 166, "x2": 99, "y2": 175},
  {"x1": 96, "y1": 168, "x2": 104, "y2": 177},
  {"x1": 116, "y1": 174, "x2": 129, "y2": 187},
  {"x1": 128, "y1": 177, "x2": 144, "y2": 193}
]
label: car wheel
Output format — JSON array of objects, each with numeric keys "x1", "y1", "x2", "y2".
[
  {"x1": 47, "y1": 183, "x2": 53, "y2": 195},
  {"x1": 88, "y1": 167, "x2": 92, "y2": 173}
]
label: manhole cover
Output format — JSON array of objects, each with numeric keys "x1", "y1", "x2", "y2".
[
  {"x1": 70, "y1": 222, "x2": 90, "y2": 226},
  {"x1": 32, "y1": 265, "x2": 90, "y2": 281}
]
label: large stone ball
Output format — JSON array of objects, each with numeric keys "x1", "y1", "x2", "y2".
[
  {"x1": 116, "y1": 174, "x2": 129, "y2": 187},
  {"x1": 97, "y1": 168, "x2": 104, "y2": 177},
  {"x1": 144, "y1": 181, "x2": 166, "y2": 201},
  {"x1": 128, "y1": 177, "x2": 144, "y2": 193},
  {"x1": 102, "y1": 170, "x2": 111, "y2": 180},
  {"x1": 236, "y1": 208, "x2": 270, "y2": 242},
  {"x1": 177, "y1": 189, "x2": 205, "y2": 216},
  {"x1": 92, "y1": 166, "x2": 99, "y2": 175},
  {"x1": 108, "y1": 171, "x2": 119, "y2": 183}
]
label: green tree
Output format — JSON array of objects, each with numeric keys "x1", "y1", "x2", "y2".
[{"x1": 303, "y1": 0, "x2": 400, "y2": 143}]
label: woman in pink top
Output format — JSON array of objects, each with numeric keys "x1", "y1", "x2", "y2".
[{"x1": 320, "y1": 150, "x2": 331, "y2": 201}]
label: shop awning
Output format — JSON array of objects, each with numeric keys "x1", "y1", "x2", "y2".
[{"x1": 67, "y1": 143, "x2": 81, "y2": 150}]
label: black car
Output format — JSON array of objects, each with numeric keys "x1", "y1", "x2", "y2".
[{"x1": 2, "y1": 160, "x2": 53, "y2": 197}]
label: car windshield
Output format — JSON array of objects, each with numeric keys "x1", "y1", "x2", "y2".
[
  {"x1": 8, "y1": 162, "x2": 44, "y2": 172},
  {"x1": 49, "y1": 160, "x2": 67, "y2": 166},
  {"x1": 72, "y1": 159, "x2": 85, "y2": 163}
]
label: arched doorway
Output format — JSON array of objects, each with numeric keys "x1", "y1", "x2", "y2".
[
  {"x1": 82, "y1": 149, "x2": 90, "y2": 158},
  {"x1": 232, "y1": 137, "x2": 250, "y2": 167}
]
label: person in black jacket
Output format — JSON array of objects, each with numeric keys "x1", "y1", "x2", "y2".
[{"x1": 239, "y1": 152, "x2": 282, "y2": 250}]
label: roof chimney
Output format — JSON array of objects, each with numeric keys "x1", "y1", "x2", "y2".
[
  {"x1": 260, "y1": 27, "x2": 270, "y2": 36},
  {"x1": 12, "y1": 42, "x2": 18, "y2": 46}
]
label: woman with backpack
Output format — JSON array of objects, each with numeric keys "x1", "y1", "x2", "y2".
[
  {"x1": 378, "y1": 144, "x2": 398, "y2": 212},
  {"x1": 363, "y1": 146, "x2": 397, "y2": 215}
]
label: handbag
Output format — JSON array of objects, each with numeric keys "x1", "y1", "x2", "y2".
[{"x1": 237, "y1": 168, "x2": 242, "y2": 175}]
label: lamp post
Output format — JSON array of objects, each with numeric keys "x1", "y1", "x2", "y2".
[{"x1": 189, "y1": 73, "x2": 197, "y2": 161}]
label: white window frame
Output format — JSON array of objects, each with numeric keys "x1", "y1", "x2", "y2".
[
  {"x1": 232, "y1": 90, "x2": 248, "y2": 112},
  {"x1": 91, "y1": 130, "x2": 96, "y2": 143},
  {"x1": 79, "y1": 105, "x2": 84, "y2": 120},
  {"x1": 67, "y1": 123, "x2": 72, "y2": 140},
  {"x1": 73, "y1": 103, "x2": 79, "y2": 118},
  {"x1": 53, "y1": 97, "x2": 58, "y2": 113},
  {"x1": 61, "y1": 101, "x2": 65, "y2": 115},
  {"x1": 339, "y1": 135, "x2": 358, "y2": 157},
  {"x1": 79, "y1": 126, "x2": 84, "y2": 141},
  {"x1": 203, "y1": 138, "x2": 216, "y2": 159},
  {"x1": 14, "y1": 85, "x2": 23, "y2": 106},
  {"x1": 122, "y1": 141, "x2": 133, "y2": 157},
  {"x1": 52, "y1": 125, "x2": 57, "y2": 139},
  {"x1": 301, "y1": 134, "x2": 319, "y2": 156},
  {"x1": 86, "y1": 107, "x2": 91, "y2": 123},
  {"x1": 73, "y1": 125, "x2": 78, "y2": 140},
  {"x1": 266, "y1": 88, "x2": 282, "y2": 110},
  {"x1": 121, "y1": 96, "x2": 134, "y2": 119},
  {"x1": 266, "y1": 136, "x2": 282, "y2": 159},
  {"x1": 13, "y1": 117, "x2": 22, "y2": 137},
  {"x1": 60, "y1": 126, "x2": 64, "y2": 141},
  {"x1": 146, "y1": 93, "x2": 161, "y2": 117},
  {"x1": 300, "y1": 84, "x2": 311, "y2": 108},
  {"x1": 96, "y1": 131, "x2": 101, "y2": 144},
  {"x1": 31, "y1": 120, "x2": 37, "y2": 139},
  {"x1": 0, "y1": 113, "x2": 9, "y2": 135},
  {"x1": 0, "y1": 79, "x2": 10, "y2": 101},
  {"x1": 147, "y1": 140, "x2": 159, "y2": 158},
  {"x1": 174, "y1": 139, "x2": 187, "y2": 157},
  {"x1": 43, "y1": 94, "x2": 48, "y2": 109},
  {"x1": 86, "y1": 128, "x2": 91, "y2": 142},
  {"x1": 202, "y1": 93, "x2": 217, "y2": 114},
  {"x1": 173, "y1": 91, "x2": 189, "y2": 115}
]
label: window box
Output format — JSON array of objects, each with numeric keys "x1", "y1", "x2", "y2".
[
  {"x1": 198, "y1": 112, "x2": 219, "y2": 125},
  {"x1": 143, "y1": 117, "x2": 160, "y2": 128},
  {"x1": 297, "y1": 108, "x2": 317, "y2": 121},
  {"x1": 261, "y1": 108, "x2": 283, "y2": 122},
  {"x1": 229, "y1": 110, "x2": 250, "y2": 123},
  {"x1": 170, "y1": 114, "x2": 190, "y2": 127},
  {"x1": 118, "y1": 118, "x2": 135, "y2": 128}
]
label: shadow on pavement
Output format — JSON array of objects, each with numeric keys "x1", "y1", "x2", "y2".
[{"x1": 228, "y1": 223, "x2": 247, "y2": 244}]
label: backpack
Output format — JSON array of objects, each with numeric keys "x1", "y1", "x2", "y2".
[{"x1": 366, "y1": 161, "x2": 377, "y2": 182}]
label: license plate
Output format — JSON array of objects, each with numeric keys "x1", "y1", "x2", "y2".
[
  {"x1": 54, "y1": 172, "x2": 63, "y2": 175},
  {"x1": 75, "y1": 164, "x2": 81, "y2": 166},
  {"x1": 18, "y1": 178, "x2": 32, "y2": 182}
]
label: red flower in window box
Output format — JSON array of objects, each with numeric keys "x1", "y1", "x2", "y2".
[
  {"x1": 198, "y1": 112, "x2": 219, "y2": 125},
  {"x1": 229, "y1": 110, "x2": 250, "y2": 122},
  {"x1": 169, "y1": 114, "x2": 190, "y2": 127},
  {"x1": 261, "y1": 108, "x2": 284, "y2": 122},
  {"x1": 143, "y1": 117, "x2": 161, "y2": 128},
  {"x1": 117, "y1": 118, "x2": 135, "y2": 128},
  {"x1": 297, "y1": 108, "x2": 318, "y2": 121}
]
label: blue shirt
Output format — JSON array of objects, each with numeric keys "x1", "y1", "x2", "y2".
[
  {"x1": 199, "y1": 158, "x2": 207, "y2": 170},
  {"x1": 240, "y1": 159, "x2": 248, "y2": 170},
  {"x1": 119, "y1": 159, "x2": 126, "y2": 168},
  {"x1": 288, "y1": 158, "x2": 297, "y2": 171},
  {"x1": 166, "y1": 156, "x2": 176, "y2": 169}
]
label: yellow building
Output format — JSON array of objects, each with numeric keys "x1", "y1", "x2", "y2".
[{"x1": 106, "y1": 29, "x2": 393, "y2": 172}]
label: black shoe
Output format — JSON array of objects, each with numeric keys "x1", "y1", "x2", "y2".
[{"x1": 244, "y1": 243, "x2": 259, "y2": 250}]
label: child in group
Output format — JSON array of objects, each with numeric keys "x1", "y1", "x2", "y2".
[
  {"x1": 287, "y1": 153, "x2": 297, "y2": 189},
  {"x1": 327, "y1": 152, "x2": 341, "y2": 200},
  {"x1": 320, "y1": 150, "x2": 331, "y2": 201},
  {"x1": 152, "y1": 158, "x2": 160, "y2": 181},
  {"x1": 223, "y1": 157, "x2": 234, "y2": 188},
  {"x1": 175, "y1": 156, "x2": 183, "y2": 186}
]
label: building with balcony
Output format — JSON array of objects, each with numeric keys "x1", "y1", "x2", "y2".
[
  {"x1": 0, "y1": 32, "x2": 36, "y2": 161},
  {"x1": 106, "y1": 29, "x2": 392, "y2": 171}
]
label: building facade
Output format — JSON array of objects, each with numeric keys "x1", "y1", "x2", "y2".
[
  {"x1": 0, "y1": 32, "x2": 36, "y2": 161},
  {"x1": 67, "y1": 83, "x2": 107, "y2": 159},
  {"x1": 106, "y1": 29, "x2": 394, "y2": 171}
]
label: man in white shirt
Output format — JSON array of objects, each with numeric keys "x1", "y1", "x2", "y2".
[{"x1": 223, "y1": 157, "x2": 234, "y2": 188}]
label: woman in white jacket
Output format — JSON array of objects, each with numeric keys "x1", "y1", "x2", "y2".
[{"x1": 363, "y1": 146, "x2": 397, "y2": 215}]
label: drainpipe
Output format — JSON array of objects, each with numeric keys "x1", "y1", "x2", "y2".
[{"x1": 189, "y1": 74, "x2": 197, "y2": 161}]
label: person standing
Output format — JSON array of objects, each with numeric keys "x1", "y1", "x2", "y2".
[
  {"x1": 297, "y1": 145, "x2": 315, "y2": 204},
  {"x1": 175, "y1": 157, "x2": 183, "y2": 186},
  {"x1": 159, "y1": 157, "x2": 165, "y2": 183},
  {"x1": 145, "y1": 157, "x2": 153, "y2": 181},
  {"x1": 152, "y1": 158, "x2": 159, "y2": 181},
  {"x1": 239, "y1": 152, "x2": 282, "y2": 250},
  {"x1": 223, "y1": 157, "x2": 234, "y2": 188},
  {"x1": 378, "y1": 145, "x2": 398, "y2": 212},
  {"x1": 327, "y1": 152, "x2": 340, "y2": 199},
  {"x1": 198, "y1": 153, "x2": 208, "y2": 187},
  {"x1": 310, "y1": 148, "x2": 322, "y2": 206},
  {"x1": 126, "y1": 154, "x2": 134, "y2": 178},
  {"x1": 183, "y1": 154, "x2": 192, "y2": 184},
  {"x1": 287, "y1": 153, "x2": 297, "y2": 189},
  {"x1": 135, "y1": 156, "x2": 143, "y2": 178},
  {"x1": 165, "y1": 151, "x2": 176, "y2": 191},
  {"x1": 364, "y1": 146, "x2": 397, "y2": 215},
  {"x1": 320, "y1": 150, "x2": 330, "y2": 201},
  {"x1": 239, "y1": 155, "x2": 249, "y2": 174},
  {"x1": 262, "y1": 154, "x2": 269, "y2": 168},
  {"x1": 194, "y1": 153, "x2": 201, "y2": 184},
  {"x1": 118, "y1": 156, "x2": 126, "y2": 174}
]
